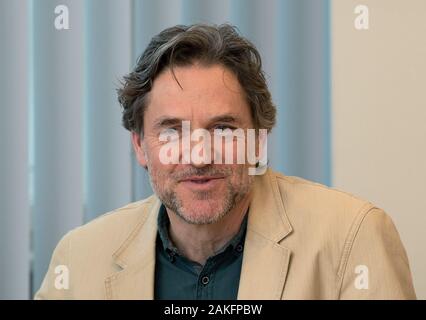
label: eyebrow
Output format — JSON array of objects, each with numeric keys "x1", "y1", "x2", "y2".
[
  {"x1": 152, "y1": 113, "x2": 242, "y2": 131},
  {"x1": 208, "y1": 114, "x2": 241, "y2": 126},
  {"x1": 153, "y1": 117, "x2": 183, "y2": 131}
]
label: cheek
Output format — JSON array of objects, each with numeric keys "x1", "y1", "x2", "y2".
[
  {"x1": 144, "y1": 139, "x2": 166, "y2": 165},
  {"x1": 145, "y1": 144, "x2": 178, "y2": 177},
  {"x1": 231, "y1": 164, "x2": 253, "y2": 185},
  {"x1": 212, "y1": 138, "x2": 247, "y2": 164}
]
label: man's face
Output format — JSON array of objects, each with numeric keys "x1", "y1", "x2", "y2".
[{"x1": 132, "y1": 64, "x2": 255, "y2": 225}]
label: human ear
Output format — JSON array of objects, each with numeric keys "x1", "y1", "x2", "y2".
[{"x1": 131, "y1": 131, "x2": 148, "y2": 168}]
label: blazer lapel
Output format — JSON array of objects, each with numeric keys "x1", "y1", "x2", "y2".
[
  {"x1": 237, "y1": 169, "x2": 293, "y2": 299},
  {"x1": 104, "y1": 169, "x2": 292, "y2": 300},
  {"x1": 105, "y1": 197, "x2": 161, "y2": 300}
]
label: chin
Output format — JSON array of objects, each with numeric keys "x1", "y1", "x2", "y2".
[{"x1": 179, "y1": 198, "x2": 227, "y2": 225}]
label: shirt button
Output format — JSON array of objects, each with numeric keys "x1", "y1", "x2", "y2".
[
  {"x1": 167, "y1": 251, "x2": 176, "y2": 263},
  {"x1": 201, "y1": 276, "x2": 210, "y2": 285},
  {"x1": 236, "y1": 244, "x2": 243, "y2": 252}
]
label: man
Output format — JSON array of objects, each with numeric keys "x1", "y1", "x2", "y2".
[{"x1": 35, "y1": 24, "x2": 416, "y2": 299}]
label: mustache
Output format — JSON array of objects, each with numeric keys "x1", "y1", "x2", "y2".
[{"x1": 171, "y1": 166, "x2": 233, "y2": 181}]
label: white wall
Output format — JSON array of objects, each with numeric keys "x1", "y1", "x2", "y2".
[{"x1": 332, "y1": 0, "x2": 426, "y2": 299}]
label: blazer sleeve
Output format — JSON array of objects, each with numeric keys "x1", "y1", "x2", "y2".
[
  {"x1": 34, "y1": 231, "x2": 73, "y2": 300},
  {"x1": 338, "y1": 208, "x2": 416, "y2": 299}
]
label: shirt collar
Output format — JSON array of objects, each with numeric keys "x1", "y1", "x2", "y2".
[{"x1": 157, "y1": 204, "x2": 248, "y2": 257}]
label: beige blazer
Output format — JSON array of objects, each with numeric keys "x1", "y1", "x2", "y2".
[{"x1": 35, "y1": 169, "x2": 416, "y2": 299}]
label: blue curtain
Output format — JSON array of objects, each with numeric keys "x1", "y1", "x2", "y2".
[{"x1": 0, "y1": 0, "x2": 330, "y2": 298}]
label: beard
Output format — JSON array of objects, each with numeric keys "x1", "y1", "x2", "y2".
[{"x1": 146, "y1": 163, "x2": 253, "y2": 225}]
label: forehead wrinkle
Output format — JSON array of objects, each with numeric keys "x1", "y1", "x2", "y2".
[{"x1": 147, "y1": 65, "x2": 251, "y2": 128}]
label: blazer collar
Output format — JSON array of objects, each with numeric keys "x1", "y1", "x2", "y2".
[
  {"x1": 105, "y1": 168, "x2": 293, "y2": 300},
  {"x1": 246, "y1": 168, "x2": 292, "y2": 242},
  {"x1": 237, "y1": 168, "x2": 293, "y2": 299},
  {"x1": 105, "y1": 196, "x2": 160, "y2": 300}
]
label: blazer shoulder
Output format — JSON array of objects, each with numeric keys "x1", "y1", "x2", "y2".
[
  {"x1": 272, "y1": 170, "x2": 376, "y2": 220},
  {"x1": 269, "y1": 170, "x2": 383, "y2": 253},
  {"x1": 65, "y1": 195, "x2": 158, "y2": 250},
  {"x1": 34, "y1": 196, "x2": 159, "y2": 299}
]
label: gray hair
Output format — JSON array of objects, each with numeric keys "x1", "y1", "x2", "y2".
[{"x1": 117, "y1": 23, "x2": 276, "y2": 135}]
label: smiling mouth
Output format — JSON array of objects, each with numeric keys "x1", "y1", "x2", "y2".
[
  {"x1": 189, "y1": 179, "x2": 212, "y2": 184},
  {"x1": 179, "y1": 176, "x2": 225, "y2": 186},
  {"x1": 181, "y1": 176, "x2": 223, "y2": 182}
]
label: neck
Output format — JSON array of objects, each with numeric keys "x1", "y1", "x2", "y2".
[{"x1": 166, "y1": 193, "x2": 251, "y2": 266}]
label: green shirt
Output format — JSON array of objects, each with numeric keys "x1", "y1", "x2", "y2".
[{"x1": 154, "y1": 204, "x2": 248, "y2": 300}]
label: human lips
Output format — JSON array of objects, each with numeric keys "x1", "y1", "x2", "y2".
[
  {"x1": 179, "y1": 175, "x2": 225, "y2": 190},
  {"x1": 180, "y1": 175, "x2": 224, "y2": 182}
]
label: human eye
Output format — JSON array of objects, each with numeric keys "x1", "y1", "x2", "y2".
[
  {"x1": 159, "y1": 127, "x2": 180, "y2": 142},
  {"x1": 163, "y1": 127, "x2": 179, "y2": 134},
  {"x1": 213, "y1": 124, "x2": 236, "y2": 131}
]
